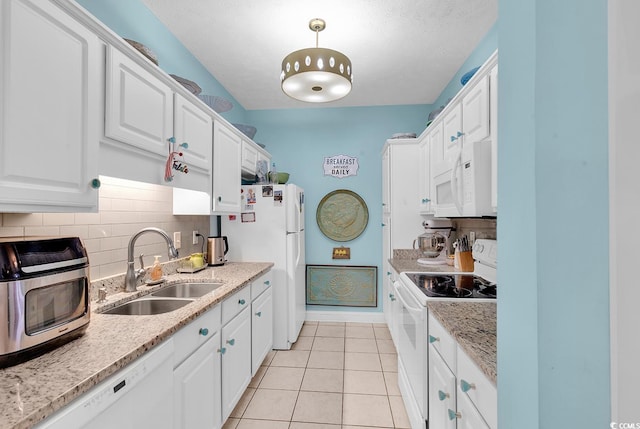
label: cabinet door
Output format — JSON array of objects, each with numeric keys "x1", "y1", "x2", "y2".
[
  {"x1": 0, "y1": 0, "x2": 100, "y2": 212},
  {"x1": 381, "y1": 145, "x2": 391, "y2": 214},
  {"x1": 221, "y1": 307, "x2": 252, "y2": 421},
  {"x1": 173, "y1": 332, "x2": 222, "y2": 429},
  {"x1": 428, "y1": 347, "x2": 457, "y2": 429},
  {"x1": 105, "y1": 46, "x2": 173, "y2": 157},
  {"x1": 212, "y1": 121, "x2": 241, "y2": 213},
  {"x1": 174, "y1": 93, "x2": 212, "y2": 173},
  {"x1": 418, "y1": 137, "x2": 433, "y2": 214},
  {"x1": 442, "y1": 103, "x2": 463, "y2": 164},
  {"x1": 456, "y1": 391, "x2": 491, "y2": 429},
  {"x1": 251, "y1": 287, "x2": 273, "y2": 374},
  {"x1": 462, "y1": 75, "x2": 490, "y2": 145},
  {"x1": 241, "y1": 140, "x2": 259, "y2": 175}
]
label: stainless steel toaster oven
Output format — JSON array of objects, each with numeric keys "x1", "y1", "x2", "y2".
[{"x1": 0, "y1": 237, "x2": 90, "y2": 367}]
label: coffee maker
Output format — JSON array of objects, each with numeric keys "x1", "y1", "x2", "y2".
[{"x1": 413, "y1": 219, "x2": 453, "y2": 265}]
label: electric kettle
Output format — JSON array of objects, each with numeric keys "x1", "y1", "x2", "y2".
[{"x1": 207, "y1": 236, "x2": 229, "y2": 266}]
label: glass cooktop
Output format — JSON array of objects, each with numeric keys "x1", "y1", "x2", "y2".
[{"x1": 405, "y1": 273, "x2": 497, "y2": 299}]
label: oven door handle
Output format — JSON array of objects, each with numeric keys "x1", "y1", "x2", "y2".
[{"x1": 393, "y1": 281, "x2": 424, "y2": 317}]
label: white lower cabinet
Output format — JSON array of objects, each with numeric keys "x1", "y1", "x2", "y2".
[
  {"x1": 221, "y1": 306, "x2": 252, "y2": 421},
  {"x1": 428, "y1": 313, "x2": 496, "y2": 429},
  {"x1": 456, "y1": 388, "x2": 491, "y2": 429},
  {"x1": 173, "y1": 331, "x2": 222, "y2": 429},
  {"x1": 251, "y1": 285, "x2": 273, "y2": 374},
  {"x1": 173, "y1": 305, "x2": 222, "y2": 429},
  {"x1": 429, "y1": 347, "x2": 457, "y2": 429}
]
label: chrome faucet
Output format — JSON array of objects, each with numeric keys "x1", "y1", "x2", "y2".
[{"x1": 125, "y1": 227, "x2": 179, "y2": 292}]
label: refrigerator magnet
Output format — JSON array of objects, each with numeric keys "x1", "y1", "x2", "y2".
[
  {"x1": 241, "y1": 212, "x2": 256, "y2": 223},
  {"x1": 273, "y1": 190, "x2": 283, "y2": 206}
]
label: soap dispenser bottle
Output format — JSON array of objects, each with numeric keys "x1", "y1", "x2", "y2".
[{"x1": 150, "y1": 255, "x2": 163, "y2": 281}]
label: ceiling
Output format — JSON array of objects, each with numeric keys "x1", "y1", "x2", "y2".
[{"x1": 140, "y1": 0, "x2": 497, "y2": 111}]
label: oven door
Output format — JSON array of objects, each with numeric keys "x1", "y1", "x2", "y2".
[{"x1": 393, "y1": 279, "x2": 427, "y2": 422}]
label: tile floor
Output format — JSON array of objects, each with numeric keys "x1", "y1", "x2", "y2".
[{"x1": 223, "y1": 321, "x2": 411, "y2": 429}]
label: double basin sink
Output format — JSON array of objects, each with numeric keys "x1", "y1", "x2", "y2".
[{"x1": 102, "y1": 282, "x2": 223, "y2": 316}]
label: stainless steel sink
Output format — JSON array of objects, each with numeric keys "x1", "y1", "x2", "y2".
[
  {"x1": 102, "y1": 297, "x2": 193, "y2": 316},
  {"x1": 150, "y1": 282, "x2": 224, "y2": 299}
]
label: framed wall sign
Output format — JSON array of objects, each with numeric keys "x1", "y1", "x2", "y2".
[{"x1": 323, "y1": 155, "x2": 359, "y2": 178}]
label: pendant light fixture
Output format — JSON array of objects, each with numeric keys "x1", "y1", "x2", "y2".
[{"x1": 281, "y1": 18, "x2": 352, "y2": 103}]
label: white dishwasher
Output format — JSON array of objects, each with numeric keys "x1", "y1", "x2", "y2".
[{"x1": 36, "y1": 339, "x2": 174, "y2": 429}]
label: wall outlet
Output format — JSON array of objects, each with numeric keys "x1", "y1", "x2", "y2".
[
  {"x1": 192, "y1": 230, "x2": 199, "y2": 245},
  {"x1": 173, "y1": 231, "x2": 182, "y2": 249},
  {"x1": 469, "y1": 231, "x2": 476, "y2": 247}
]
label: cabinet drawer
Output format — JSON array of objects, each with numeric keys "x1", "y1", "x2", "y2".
[
  {"x1": 457, "y1": 346, "x2": 497, "y2": 429},
  {"x1": 456, "y1": 387, "x2": 491, "y2": 429},
  {"x1": 173, "y1": 305, "x2": 221, "y2": 368},
  {"x1": 222, "y1": 286, "x2": 251, "y2": 325},
  {"x1": 428, "y1": 314, "x2": 457, "y2": 372},
  {"x1": 251, "y1": 271, "x2": 272, "y2": 300}
]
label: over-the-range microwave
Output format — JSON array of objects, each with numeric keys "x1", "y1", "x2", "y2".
[{"x1": 432, "y1": 139, "x2": 494, "y2": 217}]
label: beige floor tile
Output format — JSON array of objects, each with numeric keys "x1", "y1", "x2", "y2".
[
  {"x1": 344, "y1": 352, "x2": 382, "y2": 372},
  {"x1": 307, "y1": 351, "x2": 344, "y2": 369},
  {"x1": 270, "y1": 350, "x2": 310, "y2": 368},
  {"x1": 301, "y1": 368, "x2": 344, "y2": 393},
  {"x1": 242, "y1": 388, "x2": 298, "y2": 421},
  {"x1": 300, "y1": 324, "x2": 318, "y2": 337},
  {"x1": 263, "y1": 350, "x2": 277, "y2": 365},
  {"x1": 342, "y1": 393, "x2": 394, "y2": 427},
  {"x1": 222, "y1": 417, "x2": 239, "y2": 429},
  {"x1": 345, "y1": 322, "x2": 373, "y2": 327},
  {"x1": 344, "y1": 370, "x2": 388, "y2": 395},
  {"x1": 230, "y1": 387, "x2": 256, "y2": 418},
  {"x1": 259, "y1": 366, "x2": 305, "y2": 390},
  {"x1": 248, "y1": 365, "x2": 268, "y2": 388},
  {"x1": 373, "y1": 326, "x2": 392, "y2": 340},
  {"x1": 345, "y1": 338, "x2": 378, "y2": 353},
  {"x1": 383, "y1": 371, "x2": 401, "y2": 396},
  {"x1": 345, "y1": 325, "x2": 375, "y2": 338},
  {"x1": 389, "y1": 395, "x2": 412, "y2": 428},
  {"x1": 379, "y1": 353, "x2": 398, "y2": 372},
  {"x1": 292, "y1": 391, "x2": 342, "y2": 425},
  {"x1": 289, "y1": 423, "x2": 341, "y2": 429},
  {"x1": 292, "y1": 336, "x2": 314, "y2": 350},
  {"x1": 376, "y1": 339, "x2": 396, "y2": 354},
  {"x1": 317, "y1": 321, "x2": 345, "y2": 326},
  {"x1": 342, "y1": 426, "x2": 393, "y2": 429},
  {"x1": 236, "y1": 419, "x2": 290, "y2": 429},
  {"x1": 311, "y1": 337, "x2": 345, "y2": 352},
  {"x1": 315, "y1": 325, "x2": 346, "y2": 338},
  {"x1": 304, "y1": 320, "x2": 319, "y2": 325}
]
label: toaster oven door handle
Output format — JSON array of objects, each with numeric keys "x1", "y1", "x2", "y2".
[{"x1": 21, "y1": 257, "x2": 88, "y2": 274}]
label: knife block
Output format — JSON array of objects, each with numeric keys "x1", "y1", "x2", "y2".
[{"x1": 455, "y1": 250, "x2": 475, "y2": 272}]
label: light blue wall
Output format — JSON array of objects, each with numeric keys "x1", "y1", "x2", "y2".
[
  {"x1": 498, "y1": 1, "x2": 610, "y2": 428},
  {"x1": 432, "y1": 23, "x2": 498, "y2": 110},
  {"x1": 76, "y1": 0, "x2": 248, "y2": 125},
  {"x1": 246, "y1": 105, "x2": 430, "y2": 312}
]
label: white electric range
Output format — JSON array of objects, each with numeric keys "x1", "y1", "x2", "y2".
[{"x1": 393, "y1": 239, "x2": 497, "y2": 429}]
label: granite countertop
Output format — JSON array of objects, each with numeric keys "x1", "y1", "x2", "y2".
[
  {"x1": 427, "y1": 301, "x2": 497, "y2": 385},
  {"x1": 0, "y1": 261, "x2": 273, "y2": 429}
]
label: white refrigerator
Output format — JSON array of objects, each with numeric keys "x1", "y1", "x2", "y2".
[{"x1": 222, "y1": 184, "x2": 305, "y2": 350}]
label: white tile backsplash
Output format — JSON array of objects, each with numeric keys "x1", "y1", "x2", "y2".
[{"x1": 0, "y1": 177, "x2": 210, "y2": 283}]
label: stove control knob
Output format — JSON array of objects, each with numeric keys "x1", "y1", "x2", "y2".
[{"x1": 473, "y1": 242, "x2": 484, "y2": 253}]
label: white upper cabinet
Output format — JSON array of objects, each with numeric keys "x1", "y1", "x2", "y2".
[
  {"x1": 461, "y1": 75, "x2": 490, "y2": 145},
  {"x1": 105, "y1": 46, "x2": 173, "y2": 157},
  {"x1": 241, "y1": 140, "x2": 259, "y2": 176},
  {"x1": 0, "y1": 0, "x2": 101, "y2": 212},
  {"x1": 173, "y1": 93, "x2": 212, "y2": 173},
  {"x1": 212, "y1": 121, "x2": 241, "y2": 213}
]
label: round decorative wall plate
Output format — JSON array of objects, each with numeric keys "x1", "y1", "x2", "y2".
[{"x1": 316, "y1": 189, "x2": 369, "y2": 242}]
